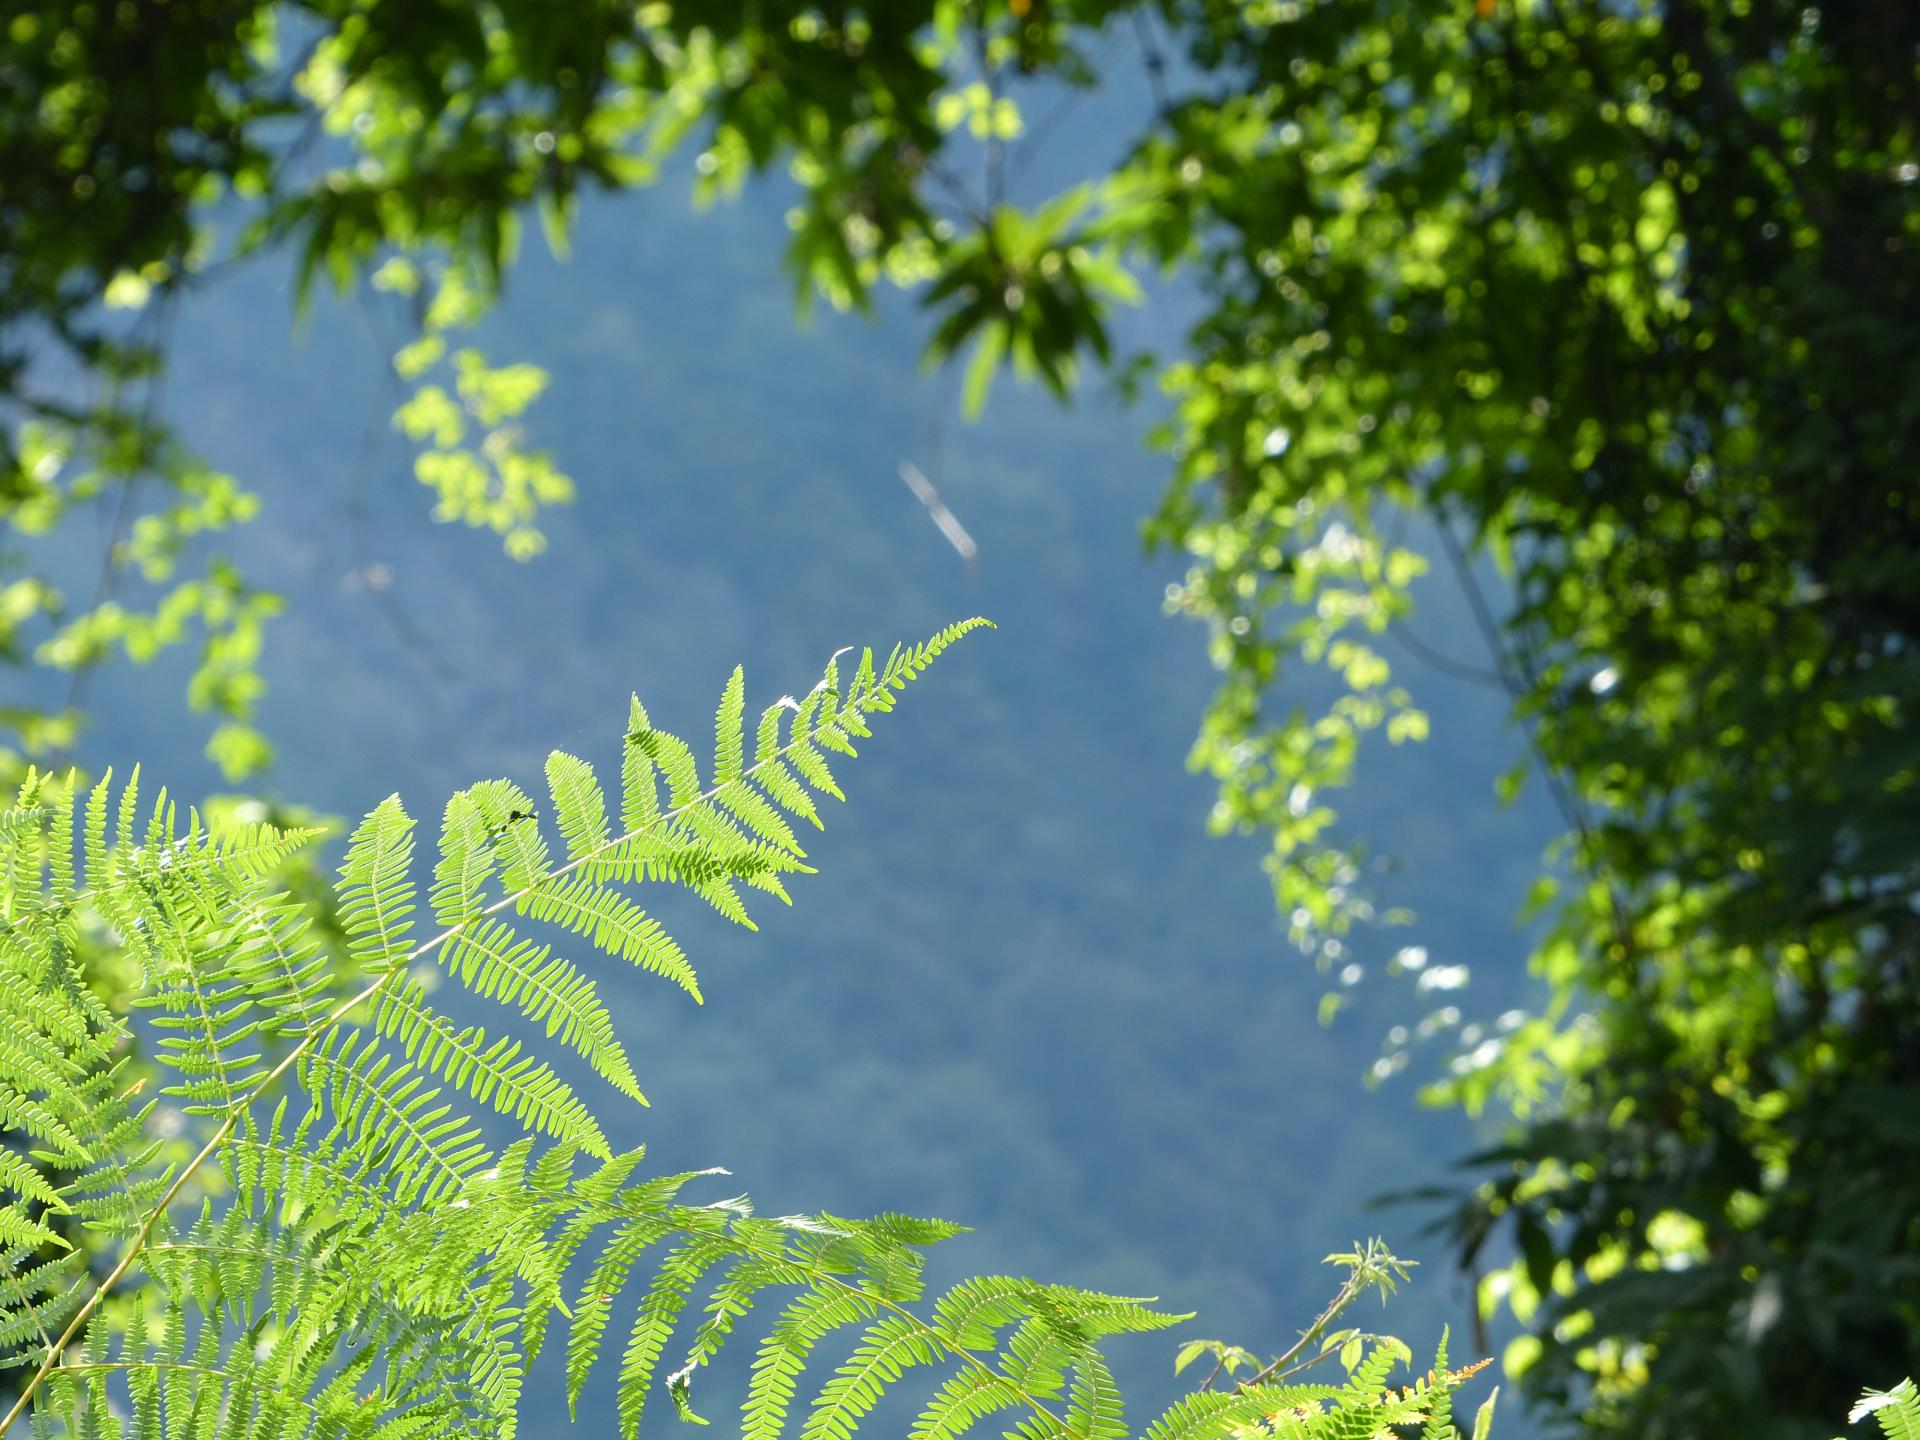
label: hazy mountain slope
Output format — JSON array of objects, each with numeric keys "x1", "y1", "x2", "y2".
[{"x1": 73, "y1": 171, "x2": 1560, "y2": 1433}]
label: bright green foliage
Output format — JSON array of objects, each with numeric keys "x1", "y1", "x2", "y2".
[
  {"x1": 2, "y1": 627, "x2": 1093, "y2": 1434},
  {"x1": 0, "y1": 622, "x2": 1498, "y2": 1440}
]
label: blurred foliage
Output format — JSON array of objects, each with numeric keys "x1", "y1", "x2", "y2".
[{"x1": 2, "y1": 0, "x2": 1917, "y2": 1434}]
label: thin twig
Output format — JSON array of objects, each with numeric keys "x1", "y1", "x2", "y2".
[
  {"x1": 969, "y1": 2, "x2": 1005, "y2": 210},
  {"x1": 1236, "y1": 1268, "x2": 1364, "y2": 1391},
  {"x1": 1386, "y1": 616, "x2": 1508, "y2": 691},
  {"x1": 1431, "y1": 513, "x2": 1634, "y2": 949},
  {"x1": 1005, "y1": 28, "x2": 1127, "y2": 196}
]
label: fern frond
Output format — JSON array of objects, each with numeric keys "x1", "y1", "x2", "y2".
[
  {"x1": 1337, "y1": 1343, "x2": 1401, "y2": 1403},
  {"x1": 911, "y1": 1368, "x2": 1029, "y2": 1440},
  {"x1": 567, "y1": 1220, "x2": 674, "y2": 1414},
  {"x1": 0, "y1": 625, "x2": 1003, "y2": 1440},
  {"x1": 338, "y1": 796, "x2": 417, "y2": 975},
  {"x1": 1066, "y1": 1342, "x2": 1127, "y2": 1440},
  {"x1": 1143, "y1": 1389, "x2": 1318, "y2": 1440},
  {"x1": 617, "y1": 1235, "x2": 737, "y2": 1439},
  {"x1": 517, "y1": 872, "x2": 701, "y2": 999},
  {"x1": 298, "y1": 1028, "x2": 492, "y2": 1207},
  {"x1": 716, "y1": 666, "x2": 750, "y2": 784},
  {"x1": 933, "y1": 1275, "x2": 1035, "y2": 1349},
  {"x1": 431, "y1": 791, "x2": 497, "y2": 928},
  {"x1": 1419, "y1": 1331, "x2": 1454, "y2": 1440},
  {"x1": 753, "y1": 703, "x2": 825, "y2": 831},
  {"x1": 547, "y1": 752, "x2": 612, "y2": 867},
  {"x1": 746, "y1": 1289, "x2": 886, "y2": 1440},
  {"x1": 470, "y1": 778, "x2": 552, "y2": 892}
]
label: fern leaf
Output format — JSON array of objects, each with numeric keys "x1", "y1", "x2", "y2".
[
  {"x1": 338, "y1": 796, "x2": 417, "y2": 974},
  {"x1": 519, "y1": 873, "x2": 701, "y2": 1000},
  {"x1": 1853, "y1": 1380, "x2": 1920, "y2": 1440},
  {"x1": 1141, "y1": 1390, "x2": 1301, "y2": 1440},
  {"x1": 745, "y1": 1289, "x2": 883, "y2": 1440},
  {"x1": 0, "y1": 624, "x2": 998, "y2": 1440},
  {"x1": 1420, "y1": 1330, "x2": 1454, "y2": 1440},
  {"x1": 620, "y1": 697, "x2": 664, "y2": 834},
  {"x1": 567, "y1": 1220, "x2": 672, "y2": 1415},
  {"x1": 754, "y1": 704, "x2": 824, "y2": 831},
  {"x1": 616, "y1": 1236, "x2": 735, "y2": 1439},
  {"x1": 801, "y1": 1316, "x2": 945, "y2": 1440},
  {"x1": 299, "y1": 1029, "x2": 492, "y2": 1207},
  {"x1": 0, "y1": 1149, "x2": 66, "y2": 1213},
  {"x1": 997, "y1": 1318, "x2": 1072, "y2": 1399},
  {"x1": 1338, "y1": 1344, "x2": 1401, "y2": 1406},
  {"x1": 685, "y1": 1253, "x2": 812, "y2": 1372},
  {"x1": 438, "y1": 917, "x2": 644, "y2": 1102},
  {"x1": 0, "y1": 1077, "x2": 91, "y2": 1163},
  {"x1": 911, "y1": 1368, "x2": 1028, "y2": 1440},
  {"x1": 932, "y1": 1276, "x2": 1033, "y2": 1350},
  {"x1": 432, "y1": 791, "x2": 498, "y2": 928},
  {"x1": 547, "y1": 753, "x2": 612, "y2": 867},
  {"x1": 372, "y1": 978, "x2": 610, "y2": 1157},
  {"x1": 1066, "y1": 1343, "x2": 1126, "y2": 1440},
  {"x1": 44, "y1": 777, "x2": 74, "y2": 908},
  {"x1": 786, "y1": 732, "x2": 844, "y2": 803},
  {"x1": 469, "y1": 779, "x2": 551, "y2": 892},
  {"x1": 716, "y1": 666, "x2": 748, "y2": 787}
]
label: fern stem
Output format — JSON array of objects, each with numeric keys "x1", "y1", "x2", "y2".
[
  {"x1": 1236, "y1": 1263, "x2": 1372, "y2": 1393},
  {"x1": 0, "y1": 668, "x2": 908, "y2": 1435}
]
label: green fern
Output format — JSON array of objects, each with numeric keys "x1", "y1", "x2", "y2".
[
  {"x1": 0, "y1": 620, "x2": 1488, "y2": 1440},
  {"x1": 0, "y1": 621, "x2": 1140, "y2": 1438}
]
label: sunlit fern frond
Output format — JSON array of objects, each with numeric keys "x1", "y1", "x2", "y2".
[
  {"x1": 0, "y1": 625, "x2": 1258, "y2": 1440},
  {"x1": 13, "y1": 618, "x2": 1468, "y2": 1440}
]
